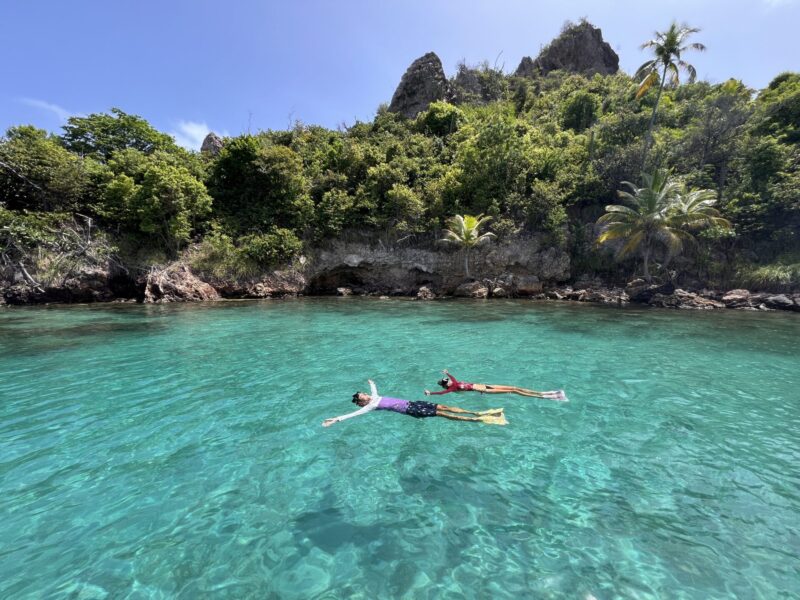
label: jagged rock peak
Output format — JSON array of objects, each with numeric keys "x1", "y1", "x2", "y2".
[
  {"x1": 515, "y1": 20, "x2": 619, "y2": 78},
  {"x1": 389, "y1": 52, "x2": 450, "y2": 118},
  {"x1": 201, "y1": 132, "x2": 224, "y2": 155},
  {"x1": 515, "y1": 56, "x2": 538, "y2": 79}
]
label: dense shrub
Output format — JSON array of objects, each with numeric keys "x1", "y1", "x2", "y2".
[{"x1": 238, "y1": 228, "x2": 303, "y2": 267}]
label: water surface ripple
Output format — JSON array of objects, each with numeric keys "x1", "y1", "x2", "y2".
[{"x1": 1, "y1": 300, "x2": 798, "y2": 599}]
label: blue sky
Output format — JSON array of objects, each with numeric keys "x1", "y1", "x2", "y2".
[{"x1": 1, "y1": 0, "x2": 798, "y2": 150}]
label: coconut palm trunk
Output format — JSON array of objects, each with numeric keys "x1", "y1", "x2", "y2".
[
  {"x1": 643, "y1": 65, "x2": 669, "y2": 162},
  {"x1": 636, "y1": 23, "x2": 705, "y2": 166}
]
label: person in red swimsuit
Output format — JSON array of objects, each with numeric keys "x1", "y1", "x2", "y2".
[{"x1": 424, "y1": 370, "x2": 567, "y2": 401}]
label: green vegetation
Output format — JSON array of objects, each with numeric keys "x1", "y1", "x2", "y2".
[
  {"x1": 597, "y1": 170, "x2": 730, "y2": 281},
  {"x1": 440, "y1": 214, "x2": 496, "y2": 278},
  {"x1": 1, "y1": 25, "x2": 798, "y2": 292}
]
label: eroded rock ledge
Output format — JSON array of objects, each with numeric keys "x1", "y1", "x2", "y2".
[{"x1": 2, "y1": 252, "x2": 798, "y2": 312}]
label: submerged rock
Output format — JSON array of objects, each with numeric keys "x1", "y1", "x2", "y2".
[{"x1": 389, "y1": 52, "x2": 450, "y2": 118}]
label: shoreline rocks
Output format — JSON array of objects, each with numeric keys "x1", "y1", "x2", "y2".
[{"x1": 2, "y1": 261, "x2": 798, "y2": 313}]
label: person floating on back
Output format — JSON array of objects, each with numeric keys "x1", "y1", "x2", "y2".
[
  {"x1": 322, "y1": 380, "x2": 507, "y2": 427},
  {"x1": 424, "y1": 369, "x2": 568, "y2": 402}
]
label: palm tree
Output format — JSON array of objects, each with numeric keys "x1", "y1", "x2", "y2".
[
  {"x1": 596, "y1": 170, "x2": 730, "y2": 281},
  {"x1": 440, "y1": 214, "x2": 496, "y2": 279},
  {"x1": 636, "y1": 22, "x2": 706, "y2": 158}
]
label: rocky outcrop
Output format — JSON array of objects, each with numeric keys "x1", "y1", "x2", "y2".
[
  {"x1": 416, "y1": 286, "x2": 435, "y2": 300},
  {"x1": 201, "y1": 132, "x2": 224, "y2": 156},
  {"x1": 541, "y1": 286, "x2": 629, "y2": 305},
  {"x1": 537, "y1": 282, "x2": 800, "y2": 312},
  {"x1": 514, "y1": 56, "x2": 538, "y2": 79},
  {"x1": 209, "y1": 270, "x2": 305, "y2": 299},
  {"x1": 721, "y1": 289, "x2": 751, "y2": 308},
  {"x1": 515, "y1": 21, "x2": 619, "y2": 78},
  {"x1": 389, "y1": 52, "x2": 450, "y2": 118},
  {"x1": 142, "y1": 265, "x2": 220, "y2": 303},
  {"x1": 625, "y1": 279, "x2": 675, "y2": 303},
  {"x1": 648, "y1": 289, "x2": 725, "y2": 310}
]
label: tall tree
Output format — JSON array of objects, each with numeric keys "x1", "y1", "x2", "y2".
[
  {"x1": 61, "y1": 108, "x2": 179, "y2": 159},
  {"x1": 440, "y1": 214, "x2": 495, "y2": 278},
  {"x1": 636, "y1": 22, "x2": 706, "y2": 159}
]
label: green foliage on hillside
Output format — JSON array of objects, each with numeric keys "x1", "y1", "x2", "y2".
[{"x1": 1, "y1": 61, "x2": 798, "y2": 286}]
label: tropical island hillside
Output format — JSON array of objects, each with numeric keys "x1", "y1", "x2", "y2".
[{"x1": 1, "y1": 20, "x2": 798, "y2": 310}]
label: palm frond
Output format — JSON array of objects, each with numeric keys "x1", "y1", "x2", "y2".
[{"x1": 636, "y1": 71, "x2": 660, "y2": 99}]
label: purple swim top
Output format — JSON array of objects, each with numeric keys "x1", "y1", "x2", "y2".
[{"x1": 377, "y1": 397, "x2": 410, "y2": 414}]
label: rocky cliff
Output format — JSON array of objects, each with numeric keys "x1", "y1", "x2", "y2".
[
  {"x1": 201, "y1": 132, "x2": 224, "y2": 156},
  {"x1": 388, "y1": 52, "x2": 450, "y2": 118},
  {"x1": 515, "y1": 21, "x2": 619, "y2": 78},
  {"x1": 306, "y1": 236, "x2": 570, "y2": 294}
]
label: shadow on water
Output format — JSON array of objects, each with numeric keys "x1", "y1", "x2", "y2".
[
  {"x1": 290, "y1": 490, "x2": 398, "y2": 556},
  {"x1": 0, "y1": 320, "x2": 170, "y2": 358}
]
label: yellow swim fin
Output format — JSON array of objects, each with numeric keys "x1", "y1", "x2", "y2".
[
  {"x1": 480, "y1": 412, "x2": 508, "y2": 425},
  {"x1": 476, "y1": 408, "x2": 504, "y2": 416}
]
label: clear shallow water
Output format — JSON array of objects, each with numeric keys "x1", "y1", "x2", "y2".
[{"x1": 1, "y1": 299, "x2": 799, "y2": 600}]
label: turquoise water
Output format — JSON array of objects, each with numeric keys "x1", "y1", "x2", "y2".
[{"x1": 1, "y1": 300, "x2": 799, "y2": 599}]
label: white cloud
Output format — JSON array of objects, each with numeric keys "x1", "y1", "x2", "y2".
[
  {"x1": 762, "y1": 0, "x2": 796, "y2": 6},
  {"x1": 18, "y1": 98, "x2": 73, "y2": 122},
  {"x1": 169, "y1": 120, "x2": 211, "y2": 151}
]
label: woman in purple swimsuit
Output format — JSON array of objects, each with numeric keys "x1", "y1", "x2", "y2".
[{"x1": 322, "y1": 380, "x2": 506, "y2": 427}]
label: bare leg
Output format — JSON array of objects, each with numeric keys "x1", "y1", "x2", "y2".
[{"x1": 483, "y1": 384, "x2": 566, "y2": 400}]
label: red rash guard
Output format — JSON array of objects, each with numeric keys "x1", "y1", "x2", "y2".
[{"x1": 428, "y1": 373, "x2": 474, "y2": 395}]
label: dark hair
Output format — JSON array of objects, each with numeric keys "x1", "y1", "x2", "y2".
[
  {"x1": 352, "y1": 392, "x2": 361, "y2": 403},
  {"x1": 438, "y1": 378, "x2": 449, "y2": 388}
]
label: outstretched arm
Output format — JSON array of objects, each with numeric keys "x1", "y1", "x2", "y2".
[
  {"x1": 443, "y1": 369, "x2": 460, "y2": 385},
  {"x1": 425, "y1": 388, "x2": 452, "y2": 396},
  {"x1": 322, "y1": 403, "x2": 375, "y2": 427},
  {"x1": 323, "y1": 379, "x2": 382, "y2": 427}
]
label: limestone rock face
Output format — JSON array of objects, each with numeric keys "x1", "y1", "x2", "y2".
[
  {"x1": 201, "y1": 132, "x2": 224, "y2": 156},
  {"x1": 389, "y1": 52, "x2": 450, "y2": 118},
  {"x1": 515, "y1": 21, "x2": 619, "y2": 78}
]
